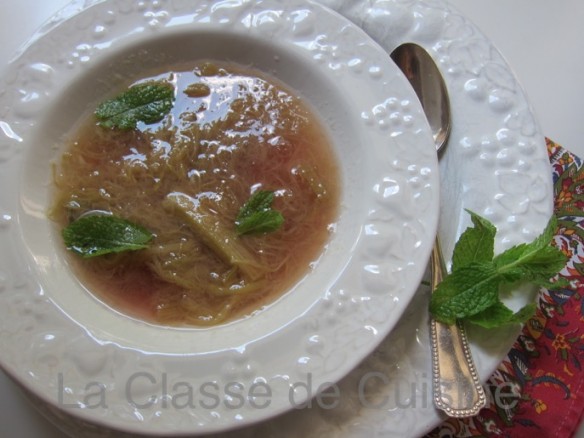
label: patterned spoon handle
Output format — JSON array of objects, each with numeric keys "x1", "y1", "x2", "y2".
[{"x1": 430, "y1": 238, "x2": 487, "y2": 418}]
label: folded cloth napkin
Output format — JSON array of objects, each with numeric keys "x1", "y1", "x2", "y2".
[{"x1": 426, "y1": 139, "x2": 584, "y2": 437}]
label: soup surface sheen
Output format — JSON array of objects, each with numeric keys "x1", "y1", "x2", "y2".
[{"x1": 51, "y1": 61, "x2": 340, "y2": 327}]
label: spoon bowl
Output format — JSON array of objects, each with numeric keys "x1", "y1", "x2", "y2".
[{"x1": 390, "y1": 42, "x2": 451, "y2": 153}]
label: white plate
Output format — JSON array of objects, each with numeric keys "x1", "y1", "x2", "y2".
[{"x1": 0, "y1": 0, "x2": 440, "y2": 435}]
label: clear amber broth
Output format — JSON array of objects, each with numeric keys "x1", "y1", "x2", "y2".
[{"x1": 51, "y1": 61, "x2": 340, "y2": 327}]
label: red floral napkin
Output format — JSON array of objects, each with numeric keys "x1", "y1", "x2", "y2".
[{"x1": 426, "y1": 139, "x2": 584, "y2": 437}]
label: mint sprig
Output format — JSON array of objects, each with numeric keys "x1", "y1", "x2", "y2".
[
  {"x1": 62, "y1": 215, "x2": 153, "y2": 258},
  {"x1": 95, "y1": 81, "x2": 175, "y2": 130},
  {"x1": 451, "y1": 211, "x2": 496, "y2": 270},
  {"x1": 235, "y1": 190, "x2": 284, "y2": 236},
  {"x1": 429, "y1": 211, "x2": 567, "y2": 328}
]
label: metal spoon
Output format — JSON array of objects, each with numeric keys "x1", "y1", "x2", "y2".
[
  {"x1": 391, "y1": 43, "x2": 487, "y2": 418},
  {"x1": 391, "y1": 43, "x2": 450, "y2": 152}
]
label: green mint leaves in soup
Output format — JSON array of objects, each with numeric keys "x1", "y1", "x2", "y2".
[
  {"x1": 430, "y1": 211, "x2": 567, "y2": 328},
  {"x1": 51, "y1": 61, "x2": 340, "y2": 326},
  {"x1": 95, "y1": 81, "x2": 175, "y2": 130},
  {"x1": 62, "y1": 215, "x2": 153, "y2": 258},
  {"x1": 235, "y1": 190, "x2": 284, "y2": 235}
]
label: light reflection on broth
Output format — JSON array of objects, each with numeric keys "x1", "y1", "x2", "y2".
[{"x1": 51, "y1": 61, "x2": 340, "y2": 327}]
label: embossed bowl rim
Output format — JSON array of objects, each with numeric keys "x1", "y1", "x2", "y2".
[{"x1": 0, "y1": 0, "x2": 439, "y2": 434}]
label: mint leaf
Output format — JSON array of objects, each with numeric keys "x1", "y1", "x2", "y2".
[
  {"x1": 235, "y1": 210, "x2": 284, "y2": 235},
  {"x1": 95, "y1": 81, "x2": 175, "y2": 130},
  {"x1": 63, "y1": 215, "x2": 153, "y2": 258},
  {"x1": 451, "y1": 209, "x2": 496, "y2": 271},
  {"x1": 235, "y1": 190, "x2": 284, "y2": 235},
  {"x1": 493, "y1": 216, "x2": 566, "y2": 288},
  {"x1": 498, "y1": 245, "x2": 567, "y2": 285},
  {"x1": 429, "y1": 213, "x2": 567, "y2": 328},
  {"x1": 429, "y1": 263, "x2": 501, "y2": 325},
  {"x1": 494, "y1": 216, "x2": 564, "y2": 279},
  {"x1": 236, "y1": 191, "x2": 274, "y2": 222},
  {"x1": 466, "y1": 302, "x2": 536, "y2": 328},
  {"x1": 532, "y1": 213, "x2": 558, "y2": 251}
]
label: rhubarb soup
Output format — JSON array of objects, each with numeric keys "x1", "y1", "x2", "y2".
[{"x1": 50, "y1": 61, "x2": 340, "y2": 327}]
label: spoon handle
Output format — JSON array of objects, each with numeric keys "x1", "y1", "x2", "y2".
[{"x1": 430, "y1": 239, "x2": 487, "y2": 417}]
